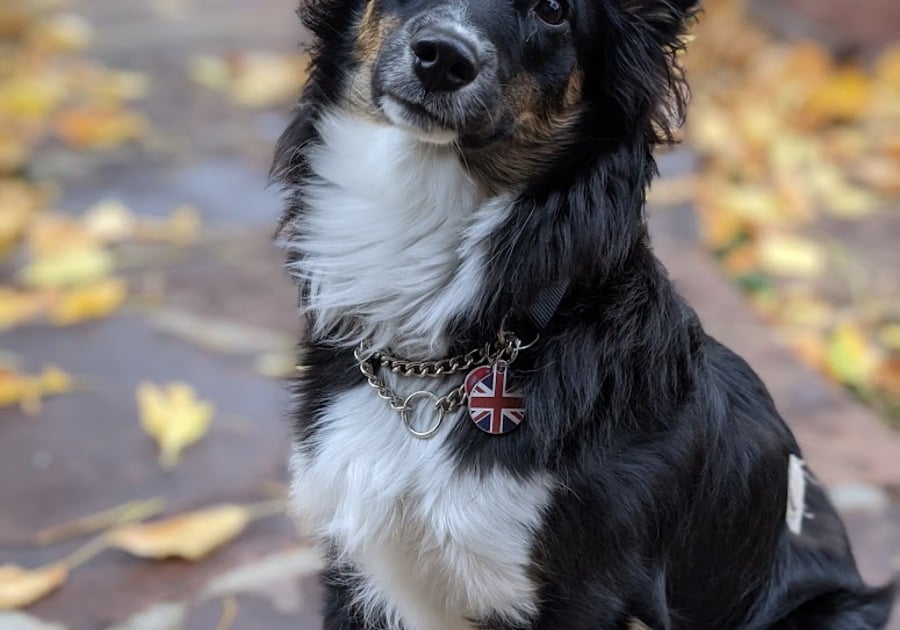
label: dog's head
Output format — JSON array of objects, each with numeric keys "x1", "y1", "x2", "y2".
[{"x1": 277, "y1": 0, "x2": 698, "y2": 189}]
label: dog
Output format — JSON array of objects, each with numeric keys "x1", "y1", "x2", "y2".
[{"x1": 272, "y1": 0, "x2": 896, "y2": 627}]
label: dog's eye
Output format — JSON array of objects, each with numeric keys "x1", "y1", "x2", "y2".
[{"x1": 533, "y1": 0, "x2": 567, "y2": 25}]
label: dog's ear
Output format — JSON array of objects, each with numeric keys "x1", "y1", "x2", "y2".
[{"x1": 622, "y1": 0, "x2": 700, "y2": 43}]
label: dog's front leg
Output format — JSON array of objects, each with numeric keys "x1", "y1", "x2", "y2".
[{"x1": 321, "y1": 566, "x2": 385, "y2": 630}]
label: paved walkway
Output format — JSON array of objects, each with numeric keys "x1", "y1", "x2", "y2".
[{"x1": 0, "y1": 1, "x2": 897, "y2": 628}]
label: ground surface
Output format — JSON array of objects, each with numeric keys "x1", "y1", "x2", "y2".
[{"x1": 0, "y1": 0, "x2": 898, "y2": 628}]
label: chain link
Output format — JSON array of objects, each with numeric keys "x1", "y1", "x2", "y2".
[{"x1": 354, "y1": 333, "x2": 521, "y2": 434}]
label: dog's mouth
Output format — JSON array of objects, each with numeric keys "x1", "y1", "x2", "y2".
[{"x1": 378, "y1": 94, "x2": 459, "y2": 145}]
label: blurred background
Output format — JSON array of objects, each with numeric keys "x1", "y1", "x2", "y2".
[{"x1": 0, "y1": 0, "x2": 897, "y2": 628}]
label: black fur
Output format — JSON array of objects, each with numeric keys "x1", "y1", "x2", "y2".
[{"x1": 274, "y1": 0, "x2": 896, "y2": 627}]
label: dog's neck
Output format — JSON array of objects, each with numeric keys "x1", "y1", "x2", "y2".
[{"x1": 284, "y1": 111, "x2": 515, "y2": 358}]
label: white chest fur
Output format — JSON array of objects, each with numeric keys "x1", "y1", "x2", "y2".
[
  {"x1": 285, "y1": 112, "x2": 555, "y2": 629},
  {"x1": 291, "y1": 387, "x2": 554, "y2": 629},
  {"x1": 286, "y1": 111, "x2": 507, "y2": 356}
]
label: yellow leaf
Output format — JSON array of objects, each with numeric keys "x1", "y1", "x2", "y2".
[
  {"x1": 712, "y1": 183, "x2": 788, "y2": 226},
  {"x1": 20, "y1": 246, "x2": 115, "y2": 288},
  {"x1": 229, "y1": 52, "x2": 308, "y2": 108},
  {"x1": 82, "y1": 199, "x2": 137, "y2": 242},
  {"x1": 757, "y1": 233, "x2": 826, "y2": 278},
  {"x1": 805, "y1": 67, "x2": 872, "y2": 122},
  {"x1": 137, "y1": 382, "x2": 215, "y2": 469},
  {"x1": 826, "y1": 323, "x2": 879, "y2": 388},
  {"x1": 0, "y1": 564, "x2": 67, "y2": 611},
  {"x1": 0, "y1": 368, "x2": 36, "y2": 409},
  {"x1": 0, "y1": 75, "x2": 67, "y2": 121},
  {"x1": 0, "y1": 180, "x2": 46, "y2": 255},
  {"x1": 187, "y1": 55, "x2": 231, "y2": 91},
  {"x1": 880, "y1": 324, "x2": 900, "y2": 350},
  {"x1": 0, "y1": 365, "x2": 74, "y2": 412},
  {"x1": 39, "y1": 366, "x2": 73, "y2": 396},
  {"x1": 108, "y1": 505, "x2": 250, "y2": 561},
  {"x1": 49, "y1": 278, "x2": 127, "y2": 326}
]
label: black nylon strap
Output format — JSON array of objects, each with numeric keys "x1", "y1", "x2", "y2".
[{"x1": 525, "y1": 281, "x2": 569, "y2": 331}]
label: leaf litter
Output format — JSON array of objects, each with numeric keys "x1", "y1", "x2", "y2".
[{"x1": 673, "y1": 0, "x2": 900, "y2": 422}]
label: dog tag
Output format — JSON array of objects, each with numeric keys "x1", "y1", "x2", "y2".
[{"x1": 465, "y1": 361, "x2": 525, "y2": 435}]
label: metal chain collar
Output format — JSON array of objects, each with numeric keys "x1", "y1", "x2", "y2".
[{"x1": 354, "y1": 332, "x2": 522, "y2": 439}]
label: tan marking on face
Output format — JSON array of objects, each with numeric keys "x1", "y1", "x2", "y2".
[
  {"x1": 508, "y1": 66, "x2": 583, "y2": 144},
  {"x1": 461, "y1": 65, "x2": 584, "y2": 190},
  {"x1": 356, "y1": 0, "x2": 382, "y2": 64},
  {"x1": 345, "y1": 2, "x2": 399, "y2": 119}
]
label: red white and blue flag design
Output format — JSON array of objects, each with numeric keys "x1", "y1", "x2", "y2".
[{"x1": 465, "y1": 361, "x2": 525, "y2": 435}]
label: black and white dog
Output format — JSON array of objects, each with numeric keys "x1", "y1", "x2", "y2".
[{"x1": 273, "y1": 0, "x2": 896, "y2": 627}]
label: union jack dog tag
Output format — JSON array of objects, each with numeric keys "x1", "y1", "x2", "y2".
[{"x1": 464, "y1": 361, "x2": 525, "y2": 435}]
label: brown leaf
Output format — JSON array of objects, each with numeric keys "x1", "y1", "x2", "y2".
[{"x1": 0, "y1": 564, "x2": 67, "y2": 611}]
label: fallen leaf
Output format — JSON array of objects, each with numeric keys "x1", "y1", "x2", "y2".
[
  {"x1": 49, "y1": 278, "x2": 127, "y2": 325},
  {"x1": 26, "y1": 213, "x2": 99, "y2": 257},
  {"x1": 216, "y1": 595, "x2": 238, "y2": 630},
  {"x1": 757, "y1": 233, "x2": 826, "y2": 278},
  {"x1": 0, "y1": 564, "x2": 67, "y2": 611},
  {"x1": 108, "y1": 505, "x2": 251, "y2": 561},
  {"x1": 229, "y1": 52, "x2": 307, "y2": 108},
  {"x1": 0, "y1": 180, "x2": 46, "y2": 256},
  {"x1": 54, "y1": 106, "x2": 147, "y2": 149},
  {"x1": 826, "y1": 323, "x2": 879, "y2": 388},
  {"x1": 254, "y1": 350, "x2": 298, "y2": 380},
  {"x1": 82, "y1": 199, "x2": 138, "y2": 242},
  {"x1": 30, "y1": 13, "x2": 94, "y2": 52},
  {"x1": 880, "y1": 324, "x2": 900, "y2": 350},
  {"x1": 0, "y1": 289, "x2": 52, "y2": 330},
  {"x1": 874, "y1": 356, "x2": 900, "y2": 397},
  {"x1": 187, "y1": 55, "x2": 231, "y2": 91},
  {"x1": 35, "y1": 498, "x2": 165, "y2": 546},
  {"x1": 0, "y1": 365, "x2": 73, "y2": 413},
  {"x1": 137, "y1": 382, "x2": 215, "y2": 469},
  {"x1": 19, "y1": 246, "x2": 115, "y2": 288},
  {"x1": 805, "y1": 66, "x2": 872, "y2": 122}
]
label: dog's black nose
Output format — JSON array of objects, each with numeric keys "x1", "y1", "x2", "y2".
[{"x1": 411, "y1": 28, "x2": 480, "y2": 92}]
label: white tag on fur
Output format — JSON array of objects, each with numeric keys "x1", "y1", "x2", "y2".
[{"x1": 786, "y1": 454, "x2": 807, "y2": 535}]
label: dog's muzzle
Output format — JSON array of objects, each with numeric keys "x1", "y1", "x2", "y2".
[
  {"x1": 410, "y1": 26, "x2": 482, "y2": 93},
  {"x1": 373, "y1": 13, "x2": 503, "y2": 145}
]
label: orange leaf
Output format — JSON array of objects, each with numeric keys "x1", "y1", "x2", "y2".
[{"x1": 55, "y1": 106, "x2": 146, "y2": 149}]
